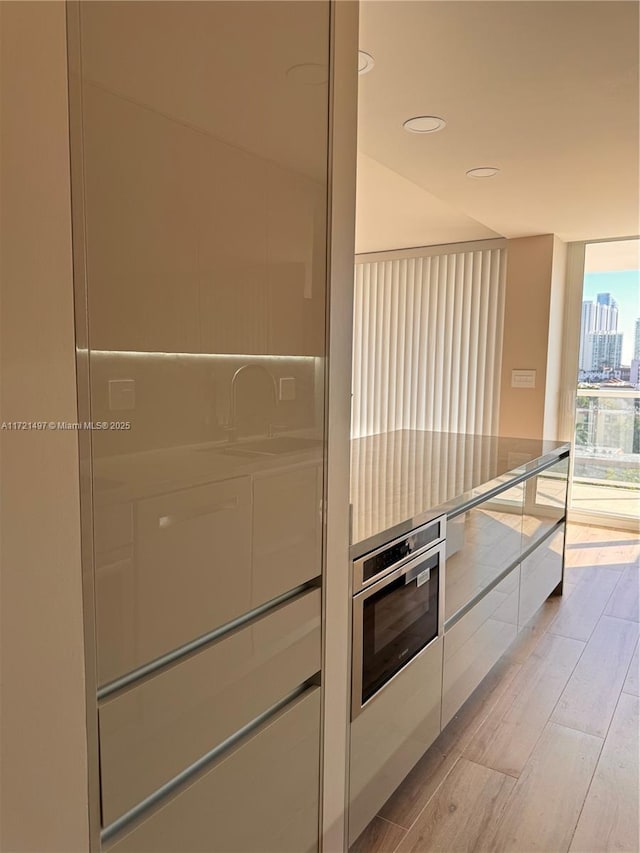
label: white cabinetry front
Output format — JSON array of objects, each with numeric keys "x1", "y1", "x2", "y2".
[
  {"x1": 252, "y1": 463, "x2": 322, "y2": 606},
  {"x1": 519, "y1": 524, "x2": 565, "y2": 629},
  {"x1": 349, "y1": 638, "x2": 443, "y2": 845},
  {"x1": 442, "y1": 566, "x2": 519, "y2": 727},
  {"x1": 96, "y1": 477, "x2": 251, "y2": 685},
  {"x1": 99, "y1": 588, "x2": 321, "y2": 825},
  {"x1": 107, "y1": 688, "x2": 321, "y2": 853}
]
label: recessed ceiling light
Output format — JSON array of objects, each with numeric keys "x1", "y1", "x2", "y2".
[
  {"x1": 285, "y1": 63, "x2": 328, "y2": 86},
  {"x1": 403, "y1": 115, "x2": 446, "y2": 134},
  {"x1": 358, "y1": 51, "x2": 375, "y2": 75},
  {"x1": 466, "y1": 167, "x2": 500, "y2": 178}
]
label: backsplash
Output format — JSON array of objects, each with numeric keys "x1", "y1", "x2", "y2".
[{"x1": 88, "y1": 350, "x2": 323, "y2": 457}]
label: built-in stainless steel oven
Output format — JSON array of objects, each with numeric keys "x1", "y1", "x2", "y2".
[{"x1": 351, "y1": 517, "x2": 446, "y2": 719}]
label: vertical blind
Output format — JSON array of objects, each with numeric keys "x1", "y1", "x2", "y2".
[{"x1": 351, "y1": 244, "x2": 507, "y2": 439}]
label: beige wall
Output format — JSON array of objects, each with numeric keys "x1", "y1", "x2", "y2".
[
  {"x1": 543, "y1": 237, "x2": 568, "y2": 440},
  {"x1": 0, "y1": 2, "x2": 90, "y2": 851},
  {"x1": 499, "y1": 235, "x2": 566, "y2": 440}
]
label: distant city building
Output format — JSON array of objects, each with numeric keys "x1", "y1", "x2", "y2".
[
  {"x1": 634, "y1": 317, "x2": 640, "y2": 362},
  {"x1": 585, "y1": 330, "x2": 623, "y2": 372},
  {"x1": 631, "y1": 359, "x2": 640, "y2": 387},
  {"x1": 579, "y1": 293, "x2": 621, "y2": 372}
]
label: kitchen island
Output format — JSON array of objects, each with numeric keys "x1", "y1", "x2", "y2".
[
  {"x1": 348, "y1": 429, "x2": 570, "y2": 844},
  {"x1": 350, "y1": 429, "x2": 570, "y2": 559}
]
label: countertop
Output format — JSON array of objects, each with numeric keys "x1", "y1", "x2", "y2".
[
  {"x1": 91, "y1": 430, "x2": 324, "y2": 508},
  {"x1": 350, "y1": 429, "x2": 570, "y2": 558}
]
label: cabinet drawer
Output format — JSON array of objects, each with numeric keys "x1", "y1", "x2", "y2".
[
  {"x1": 106, "y1": 687, "x2": 321, "y2": 853},
  {"x1": 519, "y1": 524, "x2": 565, "y2": 630},
  {"x1": 445, "y1": 482, "x2": 523, "y2": 621},
  {"x1": 96, "y1": 477, "x2": 252, "y2": 685},
  {"x1": 442, "y1": 566, "x2": 519, "y2": 728},
  {"x1": 100, "y1": 588, "x2": 321, "y2": 826},
  {"x1": 521, "y1": 456, "x2": 568, "y2": 551},
  {"x1": 349, "y1": 638, "x2": 442, "y2": 845}
]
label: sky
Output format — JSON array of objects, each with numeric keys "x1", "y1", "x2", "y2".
[{"x1": 583, "y1": 270, "x2": 640, "y2": 364}]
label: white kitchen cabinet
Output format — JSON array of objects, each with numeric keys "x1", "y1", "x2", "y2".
[
  {"x1": 93, "y1": 500, "x2": 135, "y2": 685},
  {"x1": 96, "y1": 477, "x2": 252, "y2": 685},
  {"x1": 99, "y1": 588, "x2": 321, "y2": 825},
  {"x1": 442, "y1": 566, "x2": 520, "y2": 728},
  {"x1": 519, "y1": 524, "x2": 565, "y2": 630},
  {"x1": 106, "y1": 688, "x2": 321, "y2": 853},
  {"x1": 197, "y1": 133, "x2": 269, "y2": 356},
  {"x1": 73, "y1": 1, "x2": 335, "y2": 848},
  {"x1": 445, "y1": 482, "x2": 523, "y2": 621},
  {"x1": 264, "y1": 164, "x2": 326, "y2": 356},
  {"x1": 82, "y1": 84, "x2": 201, "y2": 355},
  {"x1": 252, "y1": 464, "x2": 322, "y2": 607},
  {"x1": 95, "y1": 552, "x2": 137, "y2": 688},
  {"x1": 349, "y1": 638, "x2": 443, "y2": 845},
  {"x1": 521, "y1": 456, "x2": 569, "y2": 551}
]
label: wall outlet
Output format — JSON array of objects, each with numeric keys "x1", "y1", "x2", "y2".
[
  {"x1": 279, "y1": 376, "x2": 296, "y2": 401},
  {"x1": 109, "y1": 379, "x2": 135, "y2": 411}
]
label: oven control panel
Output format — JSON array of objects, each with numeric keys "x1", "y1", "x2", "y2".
[{"x1": 354, "y1": 515, "x2": 446, "y2": 592}]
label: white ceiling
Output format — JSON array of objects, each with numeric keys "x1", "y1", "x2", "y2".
[{"x1": 357, "y1": 0, "x2": 640, "y2": 254}]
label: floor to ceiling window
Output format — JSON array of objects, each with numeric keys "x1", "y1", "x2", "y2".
[{"x1": 570, "y1": 238, "x2": 640, "y2": 526}]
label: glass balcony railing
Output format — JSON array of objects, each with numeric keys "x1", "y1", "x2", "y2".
[{"x1": 572, "y1": 389, "x2": 640, "y2": 520}]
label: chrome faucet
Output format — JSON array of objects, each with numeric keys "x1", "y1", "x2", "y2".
[{"x1": 228, "y1": 364, "x2": 278, "y2": 441}]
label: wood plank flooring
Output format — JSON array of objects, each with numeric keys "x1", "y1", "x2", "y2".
[{"x1": 350, "y1": 523, "x2": 640, "y2": 853}]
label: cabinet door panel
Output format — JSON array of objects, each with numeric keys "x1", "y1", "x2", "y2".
[
  {"x1": 96, "y1": 477, "x2": 252, "y2": 685},
  {"x1": 198, "y1": 137, "x2": 269, "y2": 355},
  {"x1": 521, "y1": 457, "x2": 568, "y2": 550},
  {"x1": 95, "y1": 552, "x2": 136, "y2": 686},
  {"x1": 100, "y1": 589, "x2": 321, "y2": 825},
  {"x1": 252, "y1": 465, "x2": 322, "y2": 606},
  {"x1": 107, "y1": 688, "x2": 321, "y2": 853},
  {"x1": 445, "y1": 483, "x2": 523, "y2": 621},
  {"x1": 83, "y1": 84, "x2": 200, "y2": 354},
  {"x1": 349, "y1": 638, "x2": 443, "y2": 845},
  {"x1": 442, "y1": 566, "x2": 519, "y2": 728},
  {"x1": 519, "y1": 524, "x2": 565, "y2": 629},
  {"x1": 265, "y1": 164, "x2": 326, "y2": 356}
]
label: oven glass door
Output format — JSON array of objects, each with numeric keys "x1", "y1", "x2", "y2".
[{"x1": 358, "y1": 545, "x2": 441, "y2": 709}]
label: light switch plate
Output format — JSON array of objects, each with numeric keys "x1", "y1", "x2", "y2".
[
  {"x1": 511, "y1": 369, "x2": 536, "y2": 389},
  {"x1": 109, "y1": 379, "x2": 135, "y2": 411},
  {"x1": 279, "y1": 377, "x2": 296, "y2": 401}
]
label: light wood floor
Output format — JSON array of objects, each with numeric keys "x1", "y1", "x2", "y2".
[{"x1": 351, "y1": 523, "x2": 640, "y2": 853}]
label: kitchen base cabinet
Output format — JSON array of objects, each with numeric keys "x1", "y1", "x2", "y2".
[
  {"x1": 99, "y1": 589, "x2": 321, "y2": 826},
  {"x1": 348, "y1": 434, "x2": 570, "y2": 849},
  {"x1": 519, "y1": 523, "x2": 565, "y2": 630},
  {"x1": 97, "y1": 476, "x2": 252, "y2": 686},
  {"x1": 349, "y1": 638, "x2": 442, "y2": 846},
  {"x1": 444, "y1": 482, "x2": 523, "y2": 623},
  {"x1": 106, "y1": 688, "x2": 321, "y2": 853},
  {"x1": 252, "y1": 464, "x2": 322, "y2": 606},
  {"x1": 521, "y1": 457, "x2": 569, "y2": 552},
  {"x1": 441, "y1": 566, "x2": 519, "y2": 728}
]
